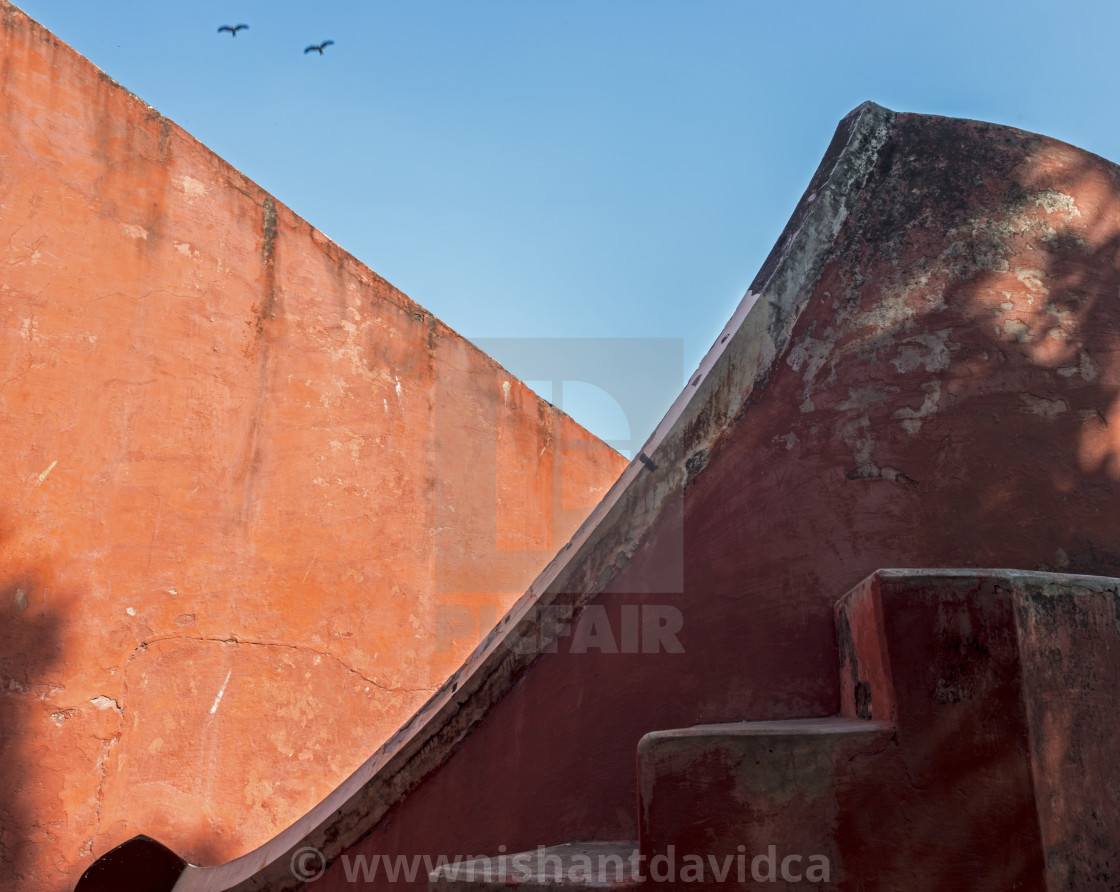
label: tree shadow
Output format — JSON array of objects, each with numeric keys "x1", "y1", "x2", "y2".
[
  {"x1": 0, "y1": 512, "x2": 228, "y2": 890},
  {"x1": 0, "y1": 552, "x2": 65, "y2": 888},
  {"x1": 789, "y1": 111, "x2": 1120, "y2": 888},
  {"x1": 798, "y1": 111, "x2": 1120, "y2": 576}
]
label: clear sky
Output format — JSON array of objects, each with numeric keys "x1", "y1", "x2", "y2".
[{"x1": 13, "y1": 0, "x2": 1120, "y2": 452}]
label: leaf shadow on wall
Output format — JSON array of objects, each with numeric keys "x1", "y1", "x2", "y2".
[{"x1": 0, "y1": 555, "x2": 64, "y2": 887}]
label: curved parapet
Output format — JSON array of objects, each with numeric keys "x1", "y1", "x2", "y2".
[{"x1": 82, "y1": 100, "x2": 1120, "y2": 892}]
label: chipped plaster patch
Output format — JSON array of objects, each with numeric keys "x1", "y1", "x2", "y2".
[
  {"x1": 1014, "y1": 268, "x2": 1047, "y2": 294},
  {"x1": 891, "y1": 330, "x2": 956, "y2": 373},
  {"x1": 1044, "y1": 302, "x2": 1077, "y2": 329},
  {"x1": 1003, "y1": 318, "x2": 1031, "y2": 342},
  {"x1": 19, "y1": 317, "x2": 37, "y2": 340},
  {"x1": 1032, "y1": 188, "x2": 1081, "y2": 218},
  {"x1": 838, "y1": 386, "x2": 900, "y2": 411},
  {"x1": 786, "y1": 335, "x2": 831, "y2": 382},
  {"x1": 90, "y1": 695, "x2": 122, "y2": 715},
  {"x1": 1078, "y1": 409, "x2": 1107, "y2": 428},
  {"x1": 1019, "y1": 393, "x2": 1068, "y2": 419},
  {"x1": 174, "y1": 175, "x2": 207, "y2": 201},
  {"x1": 891, "y1": 378, "x2": 945, "y2": 428},
  {"x1": 878, "y1": 466, "x2": 918, "y2": 488},
  {"x1": 773, "y1": 432, "x2": 800, "y2": 451},
  {"x1": 837, "y1": 414, "x2": 876, "y2": 478},
  {"x1": 858, "y1": 288, "x2": 922, "y2": 333},
  {"x1": 334, "y1": 430, "x2": 365, "y2": 463},
  {"x1": 121, "y1": 223, "x2": 148, "y2": 240},
  {"x1": 893, "y1": 382, "x2": 942, "y2": 435}
]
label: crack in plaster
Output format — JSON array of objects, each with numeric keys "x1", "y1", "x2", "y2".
[
  {"x1": 897, "y1": 758, "x2": 932, "y2": 798},
  {"x1": 73, "y1": 636, "x2": 436, "y2": 858},
  {"x1": 77, "y1": 694, "x2": 126, "y2": 859},
  {"x1": 123, "y1": 634, "x2": 435, "y2": 695},
  {"x1": 81, "y1": 733, "x2": 120, "y2": 859}
]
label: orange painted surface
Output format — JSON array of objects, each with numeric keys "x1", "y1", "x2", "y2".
[{"x1": 0, "y1": 3, "x2": 627, "y2": 890}]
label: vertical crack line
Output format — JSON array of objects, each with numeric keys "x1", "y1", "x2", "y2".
[{"x1": 81, "y1": 716, "x2": 123, "y2": 859}]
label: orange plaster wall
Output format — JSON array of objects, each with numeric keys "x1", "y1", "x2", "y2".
[{"x1": 0, "y1": 3, "x2": 628, "y2": 889}]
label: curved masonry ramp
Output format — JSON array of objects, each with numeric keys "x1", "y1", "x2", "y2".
[
  {"x1": 142, "y1": 100, "x2": 1120, "y2": 891},
  {"x1": 148, "y1": 100, "x2": 897, "y2": 892}
]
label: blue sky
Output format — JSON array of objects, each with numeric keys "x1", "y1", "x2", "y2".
[{"x1": 13, "y1": 0, "x2": 1120, "y2": 452}]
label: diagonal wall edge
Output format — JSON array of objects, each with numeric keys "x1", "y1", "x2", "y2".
[
  {"x1": 167, "y1": 101, "x2": 898, "y2": 892},
  {"x1": 0, "y1": 1, "x2": 629, "y2": 886}
]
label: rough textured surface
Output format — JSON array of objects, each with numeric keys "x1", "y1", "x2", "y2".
[
  {"x1": 430, "y1": 842, "x2": 642, "y2": 892},
  {"x1": 1012, "y1": 579, "x2": 1120, "y2": 888},
  {"x1": 0, "y1": 3, "x2": 627, "y2": 889},
  {"x1": 635, "y1": 570, "x2": 1120, "y2": 891},
  {"x1": 172, "y1": 101, "x2": 1120, "y2": 892},
  {"x1": 638, "y1": 718, "x2": 893, "y2": 890}
]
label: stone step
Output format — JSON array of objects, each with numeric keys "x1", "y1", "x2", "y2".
[
  {"x1": 429, "y1": 841, "x2": 641, "y2": 892},
  {"x1": 638, "y1": 717, "x2": 892, "y2": 887}
]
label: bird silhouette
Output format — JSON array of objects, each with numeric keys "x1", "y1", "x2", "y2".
[
  {"x1": 218, "y1": 24, "x2": 249, "y2": 37},
  {"x1": 304, "y1": 40, "x2": 334, "y2": 55}
]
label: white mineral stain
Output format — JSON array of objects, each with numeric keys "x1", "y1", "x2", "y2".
[
  {"x1": 34, "y1": 461, "x2": 57, "y2": 486},
  {"x1": 209, "y1": 669, "x2": 233, "y2": 716}
]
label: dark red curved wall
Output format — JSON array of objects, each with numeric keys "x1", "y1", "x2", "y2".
[{"x1": 309, "y1": 112, "x2": 1120, "y2": 890}]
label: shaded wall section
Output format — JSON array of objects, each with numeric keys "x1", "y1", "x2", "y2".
[
  {"x1": 170, "y1": 104, "x2": 1120, "y2": 890},
  {"x1": 0, "y1": 3, "x2": 628, "y2": 890}
]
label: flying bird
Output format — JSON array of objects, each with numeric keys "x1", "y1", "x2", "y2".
[
  {"x1": 304, "y1": 40, "x2": 334, "y2": 55},
  {"x1": 218, "y1": 24, "x2": 249, "y2": 37}
]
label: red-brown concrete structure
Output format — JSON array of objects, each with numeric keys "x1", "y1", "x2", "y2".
[
  {"x1": 0, "y1": 3, "x2": 628, "y2": 890},
  {"x1": 93, "y1": 99, "x2": 1120, "y2": 892}
]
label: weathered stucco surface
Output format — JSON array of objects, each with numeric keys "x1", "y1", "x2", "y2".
[
  {"x1": 638, "y1": 570, "x2": 1120, "y2": 891},
  {"x1": 0, "y1": 3, "x2": 627, "y2": 889},
  {"x1": 155, "y1": 102, "x2": 1120, "y2": 891}
]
